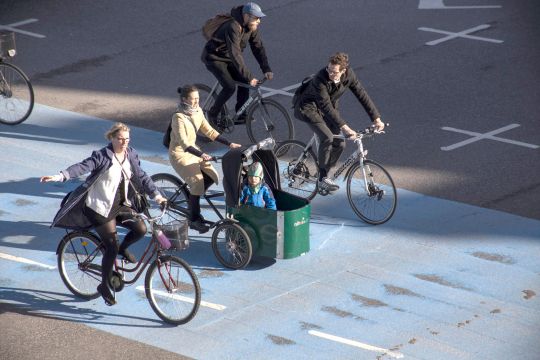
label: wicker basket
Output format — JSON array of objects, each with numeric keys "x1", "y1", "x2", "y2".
[{"x1": 158, "y1": 220, "x2": 189, "y2": 250}]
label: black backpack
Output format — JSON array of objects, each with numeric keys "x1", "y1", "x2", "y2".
[
  {"x1": 292, "y1": 74, "x2": 314, "y2": 108},
  {"x1": 162, "y1": 120, "x2": 172, "y2": 149}
]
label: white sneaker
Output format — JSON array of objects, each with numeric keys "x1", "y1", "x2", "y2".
[{"x1": 319, "y1": 177, "x2": 339, "y2": 191}]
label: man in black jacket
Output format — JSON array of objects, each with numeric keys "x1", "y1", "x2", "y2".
[
  {"x1": 294, "y1": 52, "x2": 385, "y2": 192},
  {"x1": 201, "y1": 2, "x2": 273, "y2": 125}
]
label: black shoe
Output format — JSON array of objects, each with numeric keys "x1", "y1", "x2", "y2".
[
  {"x1": 118, "y1": 248, "x2": 137, "y2": 264},
  {"x1": 97, "y1": 283, "x2": 116, "y2": 306},
  {"x1": 190, "y1": 219, "x2": 210, "y2": 234}
]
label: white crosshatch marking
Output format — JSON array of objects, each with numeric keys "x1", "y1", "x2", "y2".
[
  {"x1": 260, "y1": 82, "x2": 300, "y2": 98},
  {"x1": 441, "y1": 124, "x2": 539, "y2": 151},
  {"x1": 0, "y1": 18, "x2": 45, "y2": 39},
  {"x1": 418, "y1": 24, "x2": 503, "y2": 45},
  {"x1": 418, "y1": 0, "x2": 501, "y2": 9}
]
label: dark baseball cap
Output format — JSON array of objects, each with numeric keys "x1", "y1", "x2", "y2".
[{"x1": 243, "y1": 2, "x2": 266, "y2": 18}]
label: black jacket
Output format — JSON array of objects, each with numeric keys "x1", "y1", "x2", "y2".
[
  {"x1": 296, "y1": 67, "x2": 380, "y2": 128},
  {"x1": 201, "y1": 5, "x2": 272, "y2": 82}
]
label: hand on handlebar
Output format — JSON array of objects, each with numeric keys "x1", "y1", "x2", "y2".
[
  {"x1": 201, "y1": 153, "x2": 213, "y2": 161},
  {"x1": 340, "y1": 124, "x2": 357, "y2": 139},
  {"x1": 264, "y1": 72, "x2": 273, "y2": 80},
  {"x1": 249, "y1": 78, "x2": 259, "y2": 87},
  {"x1": 373, "y1": 118, "x2": 385, "y2": 133},
  {"x1": 230, "y1": 142, "x2": 242, "y2": 149}
]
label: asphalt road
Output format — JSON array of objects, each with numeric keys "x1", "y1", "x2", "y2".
[{"x1": 1, "y1": 0, "x2": 539, "y2": 359}]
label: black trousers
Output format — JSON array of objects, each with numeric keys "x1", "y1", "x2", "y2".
[
  {"x1": 188, "y1": 172, "x2": 215, "y2": 221},
  {"x1": 294, "y1": 106, "x2": 345, "y2": 179},
  {"x1": 86, "y1": 205, "x2": 146, "y2": 287},
  {"x1": 205, "y1": 60, "x2": 250, "y2": 117}
]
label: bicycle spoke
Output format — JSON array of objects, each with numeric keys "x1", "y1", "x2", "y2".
[
  {"x1": 347, "y1": 160, "x2": 397, "y2": 224},
  {"x1": 0, "y1": 63, "x2": 34, "y2": 125},
  {"x1": 247, "y1": 99, "x2": 293, "y2": 144}
]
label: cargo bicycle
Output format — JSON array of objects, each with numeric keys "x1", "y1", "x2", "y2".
[
  {"x1": 56, "y1": 207, "x2": 201, "y2": 325},
  {"x1": 152, "y1": 138, "x2": 311, "y2": 269}
]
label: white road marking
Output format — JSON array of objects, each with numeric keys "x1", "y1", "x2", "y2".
[
  {"x1": 418, "y1": 24, "x2": 503, "y2": 45},
  {"x1": 0, "y1": 19, "x2": 46, "y2": 39},
  {"x1": 441, "y1": 124, "x2": 539, "y2": 151},
  {"x1": 309, "y1": 330, "x2": 404, "y2": 359},
  {"x1": 0, "y1": 252, "x2": 56, "y2": 270},
  {"x1": 135, "y1": 285, "x2": 226, "y2": 311},
  {"x1": 418, "y1": 0, "x2": 501, "y2": 9},
  {"x1": 260, "y1": 83, "x2": 300, "y2": 98}
]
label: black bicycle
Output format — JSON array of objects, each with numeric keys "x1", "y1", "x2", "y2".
[
  {"x1": 0, "y1": 31, "x2": 34, "y2": 125},
  {"x1": 196, "y1": 79, "x2": 294, "y2": 144}
]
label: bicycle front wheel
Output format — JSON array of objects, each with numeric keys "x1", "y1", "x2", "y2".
[
  {"x1": 57, "y1": 231, "x2": 103, "y2": 299},
  {"x1": 346, "y1": 159, "x2": 397, "y2": 225},
  {"x1": 274, "y1": 140, "x2": 319, "y2": 200},
  {"x1": 0, "y1": 62, "x2": 34, "y2": 125},
  {"x1": 151, "y1": 173, "x2": 190, "y2": 223},
  {"x1": 246, "y1": 99, "x2": 294, "y2": 144},
  {"x1": 211, "y1": 222, "x2": 252, "y2": 269},
  {"x1": 195, "y1": 83, "x2": 231, "y2": 132},
  {"x1": 145, "y1": 255, "x2": 201, "y2": 325}
]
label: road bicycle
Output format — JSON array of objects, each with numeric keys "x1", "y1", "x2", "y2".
[
  {"x1": 0, "y1": 31, "x2": 34, "y2": 125},
  {"x1": 56, "y1": 207, "x2": 201, "y2": 325},
  {"x1": 274, "y1": 125, "x2": 397, "y2": 225},
  {"x1": 195, "y1": 79, "x2": 294, "y2": 144}
]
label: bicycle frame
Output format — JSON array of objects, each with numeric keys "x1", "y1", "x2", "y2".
[{"x1": 202, "y1": 80, "x2": 264, "y2": 121}]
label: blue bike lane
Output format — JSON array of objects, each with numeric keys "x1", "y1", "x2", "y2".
[{"x1": 1, "y1": 104, "x2": 539, "y2": 359}]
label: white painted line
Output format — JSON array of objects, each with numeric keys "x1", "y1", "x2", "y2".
[
  {"x1": 309, "y1": 330, "x2": 404, "y2": 359},
  {"x1": 419, "y1": 0, "x2": 501, "y2": 9},
  {"x1": 0, "y1": 18, "x2": 46, "y2": 39},
  {"x1": 418, "y1": 24, "x2": 503, "y2": 46},
  {"x1": 441, "y1": 124, "x2": 539, "y2": 151},
  {"x1": 260, "y1": 82, "x2": 300, "y2": 98},
  {"x1": 0, "y1": 252, "x2": 56, "y2": 270},
  {"x1": 135, "y1": 285, "x2": 226, "y2": 311}
]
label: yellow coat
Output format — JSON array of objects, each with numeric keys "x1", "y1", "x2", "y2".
[{"x1": 169, "y1": 109, "x2": 220, "y2": 195}]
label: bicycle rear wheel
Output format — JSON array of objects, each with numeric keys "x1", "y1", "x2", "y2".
[
  {"x1": 211, "y1": 222, "x2": 252, "y2": 269},
  {"x1": 151, "y1": 173, "x2": 190, "y2": 224},
  {"x1": 57, "y1": 231, "x2": 103, "y2": 299},
  {"x1": 195, "y1": 83, "x2": 232, "y2": 133},
  {"x1": 346, "y1": 160, "x2": 397, "y2": 225},
  {"x1": 145, "y1": 255, "x2": 201, "y2": 325},
  {"x1": 274, "y1": 140, "x2": 319, "y2": 200},
  {"x1": 246, "y1": 99, "x2": 294, "y2": 144},
  {"x1": 0, "y1": 62, "x2": 34, "y2": 125}
]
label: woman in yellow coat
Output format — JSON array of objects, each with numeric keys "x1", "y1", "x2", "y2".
[{"x1": 169, "y1": 84, "x2": 241, "y2": 233}]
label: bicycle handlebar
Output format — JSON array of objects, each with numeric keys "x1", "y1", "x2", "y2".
[
  {"x1": 235, "y1": 77, "x2": 268, "y2": 89},
  {"x1": 122, "y1": 205, "x2": 168, "y2": 225},
  {"x1": 241, "y1": 137, "x2": 275, "y2": 160}
]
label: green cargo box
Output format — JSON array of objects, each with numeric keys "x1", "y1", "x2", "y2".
[{"x1": 229, "y1": 190, "x2": 310, "y2": 259}]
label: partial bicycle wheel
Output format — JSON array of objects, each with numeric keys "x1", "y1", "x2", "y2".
[
  {"x1": 211, "y1": 222, "x2": 252, "y2": 269},
  {"x1": 194, "y1": 83, "x2": 233, "y2": 133},
  {"x1": 57, "y1": 231, "x2": 103, "y2": 299},
  {"x1": 151, "y1": 173, "x2": 190, "y2": 224},
  {"x1": 145, "y1": 255, "x2": 201, "y2": 325},
  {"x1": 274, "y1": 140, "x2": 319, "y2": 200},
  {"x1": 0, "y1": 62, "x2": 34, "y2": 125},
  {"x1": 246, "y1": 99, "x2": 294, "y2": 144},
  {"x1": 346, "y1": 159, "x2": 397, "y2": 225}
]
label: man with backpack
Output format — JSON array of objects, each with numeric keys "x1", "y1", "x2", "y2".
[
  {"x1": 293, "y1": 52, "x2": 385, "y2": 192},
  {"x1": 201, "y1": 2, "x2": 273, "y2": 126}
]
